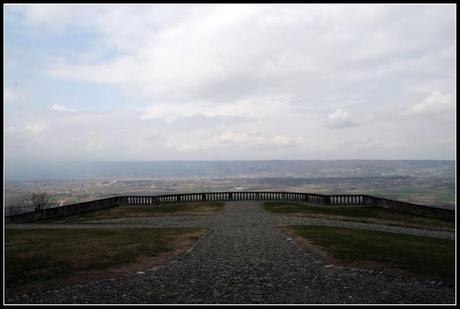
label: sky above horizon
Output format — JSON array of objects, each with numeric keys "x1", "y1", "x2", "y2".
[{"x1": 4, "y1": 4, "x2": 456, "y2": 163}]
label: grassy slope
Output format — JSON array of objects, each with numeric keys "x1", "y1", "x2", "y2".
[
  {"x1": 264, "y1": 202, "x2": 454, "y2": 231},
  {"x1": 5, "y1": 228, "x2": 206, "y2": 294},
  {"x1": 369, "y1": 190, "x2": 454, "y2": 206},
  {"x1": 284, "y1": 225, "x2": 455, "y2": 284}
]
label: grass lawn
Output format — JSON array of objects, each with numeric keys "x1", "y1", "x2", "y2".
[
  {"x1": 41, "y1": 201, "x2": 224, "y2": 223},
  {"x1": 367, "y1": 188, "x2": 455, "y2": 206},
  {"x1": 283, "y1": 225, "x2": 455, "y2": 284},
  {"x1": 5, "y1": 228, "x2": 207, "y2": 295},
  {"x1": 264, "y1": 202, "x2": 454, "y2": 231}
]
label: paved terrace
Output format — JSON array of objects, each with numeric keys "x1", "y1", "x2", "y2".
[{"x1": 7, "y1": 201, "x2": 455, "y2": 304}]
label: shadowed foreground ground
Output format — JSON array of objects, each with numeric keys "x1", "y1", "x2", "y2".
[{"x1": 6, "y1": 201, "x2": 455, "y2": 304}]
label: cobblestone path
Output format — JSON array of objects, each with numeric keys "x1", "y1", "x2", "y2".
[{"x1": 7, "y1": 201, "x2": 455, "y2": 304}]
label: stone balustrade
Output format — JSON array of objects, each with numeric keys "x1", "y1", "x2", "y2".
[{"x1": 6, "y1": 191, "x2": 454, "y2": 223}]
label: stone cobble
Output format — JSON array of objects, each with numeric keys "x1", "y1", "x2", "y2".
[{"x1": 6, "y1": 201, "x2": 455, "y2": 304}]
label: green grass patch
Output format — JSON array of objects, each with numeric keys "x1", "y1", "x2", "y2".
[
  {"x1": 365, "y1": 187, "x2": 455, "y2": 206},
  {"x1": 376, "y1": 191, "x2": 455, "y2": 206},
  {"x1": 264, "y1": 202, "x2": 454, "y2": 231},
  {"x1": 41, "y1": 201, "x2": 224, "y2": 223},
  {"x1": 285, "y1": 225, "x2": 455, "y2": 284},
  {"x1": 5, "y1": 227, "x2": 206, "y2": 295}
]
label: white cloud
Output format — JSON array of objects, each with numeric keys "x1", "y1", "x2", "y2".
[
  {"x1": 24, "y1": 123, "x2": 46, "y2": 135},
  {"x1": 139, "y1": 95, "x2": 290, "y2": 122},
  {"x1": 5, "y1": 126, "x2": 17, "y2": 135},
  {"x1": 217, "y1": 130, "x2": 302, "y2": 146},
  {"x1": 51, "y1": 104, "x2": 77, "y2": 112},
  {"x1": 20, "y1": 5, "x2": 76, "y2": 29},
  {"x1": 408, "y1": 91, "x2": 454, "y2": 118},
  {"x1": 339, "y1": 138, "x2": 376, "y2": 149},
  {"x1": 43, "y1": 5, "x2": 455, "y2": 106},
  {"x1": 326, "y1": 108, "x2": 357, "y2": 128},
  {"x1": 5, "y1": 87, "x2": 25, "y2": 102}
]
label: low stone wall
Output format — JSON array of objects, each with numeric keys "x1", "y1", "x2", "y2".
[
  {"x1": 5, "y1": 196, "x2": 124, "y2": 224},
  {"x1": 5, "y1": 192, "x2": 454, "y2": 223},
  {"x1": 363, "y1": 195, "x2": 454, "y2": 221}
]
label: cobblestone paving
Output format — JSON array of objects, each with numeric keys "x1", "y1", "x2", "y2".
[{"x1": 7, "y1": 202, "x2": 455, "y2": 304}]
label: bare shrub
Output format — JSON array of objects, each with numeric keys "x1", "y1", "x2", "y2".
[
  {"x1": 31, "y1": 191, "x2": 52, "y2": 212},
  {"x1": 6, "y1": 205, "x2": 24, "y2": 216}
]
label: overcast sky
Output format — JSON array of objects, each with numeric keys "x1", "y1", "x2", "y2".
[{"x1": 4, "y1": 4, "x2": 456, "y2": 163}]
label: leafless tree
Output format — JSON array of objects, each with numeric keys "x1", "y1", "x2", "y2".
[
  {"x1": 31, "y1": 191, "x2": 51, "y2": 212},
  {"x1": 5, "y1": 191, "x2": 56, "y2": 215}
]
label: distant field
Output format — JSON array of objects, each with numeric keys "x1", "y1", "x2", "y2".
[
  {"x1": 6, "y1": 169, "x2": 455, "y2": 213},
  {"x1": 264, "y1": 202, "x2": 454, "y2": 231},
  {"x1": 5, "y1": 228, "x2": 207, "y2": 296},
  {"x1": 41, "y1": 201, "x2": 224, "y2": 223},
  {"x1": 283, "y1": 225, "x2": 455, "y2": 284}
]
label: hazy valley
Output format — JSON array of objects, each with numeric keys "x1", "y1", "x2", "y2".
[{"x1": 5, "y1": 160, "x2": 455, "y2": 212}]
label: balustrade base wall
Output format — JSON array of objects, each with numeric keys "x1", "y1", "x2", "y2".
[{"x1": 5, "y1": 196, "x2": 125, "y2": 224}]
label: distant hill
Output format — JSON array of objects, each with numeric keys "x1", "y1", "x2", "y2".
[{"x1": 5, "y1": 160, "x2": 455, "y2": 180}]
